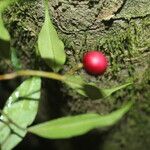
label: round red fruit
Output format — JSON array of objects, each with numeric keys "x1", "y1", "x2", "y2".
[{"x1": 83, "y1": 51, "x2": 108, "y2": 75}]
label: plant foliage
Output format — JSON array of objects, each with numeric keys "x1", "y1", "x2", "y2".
[
  {"x1": 28, "y1": 101, "x2": 133, "y2": 139},
  {"x1": 37, "y1": 0, "x2": 66, "y2": 72},
  {"x1": 0, "y1": 77, "x2": 41, "y2": 150}
]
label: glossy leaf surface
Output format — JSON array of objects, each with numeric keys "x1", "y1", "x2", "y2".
[{"x1": 0, "y1": 77, "x2": 41, "y2": 150}]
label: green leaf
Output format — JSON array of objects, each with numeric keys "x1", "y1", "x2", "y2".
[
  {"x1": 11, "y1": 48, "x2": 22, "y2": 70},
  {"x1": 0, "y1": 77, "x2": 41, "y2": 150},
  {"x1": 64, "y1": 75, "x2": 86, "y2": 96},
  {"x1": 28, "y1": 101, "x2": 133, "y2": 139},
  {"x1": 0, "y1": 0, "x2": 19, "y2": 13},
  {"x1": 64, "y1": 75, "x2": 102, "y2": 98},
  {"x1": 64, "y1": 75, "x2": 132, "y2": 99},
  {"x1": 0, "y1": 13, "x2": 10, "y2": 41},
  {"x1": 37, "y1": 0, "x2": 66, "y2": 72},
  {"x1": 101, "y1": 82, "x2": 133, "y2": 98}
]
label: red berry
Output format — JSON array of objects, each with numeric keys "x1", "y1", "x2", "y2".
[{"x1": 83, "y1": 51, "x2": 108, "y2": 75}]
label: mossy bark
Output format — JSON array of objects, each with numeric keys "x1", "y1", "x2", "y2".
[{"x1": 1, "y1": 0, "x2": 150, "y2": 150}]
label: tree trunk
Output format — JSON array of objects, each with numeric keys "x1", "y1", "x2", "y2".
[{"x1": 1, "y1": 0, "x2": 150, "y2": 150}]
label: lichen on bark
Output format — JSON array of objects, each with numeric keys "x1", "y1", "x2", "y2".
[{"x1": 1, "y1": 0, "x2": 150, "y2": 149}]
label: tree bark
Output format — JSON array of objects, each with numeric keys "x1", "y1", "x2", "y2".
[{"x1": 1, "y1": 0, "x2": 150, "y2": 150}]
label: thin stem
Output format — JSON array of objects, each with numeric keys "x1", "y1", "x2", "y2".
[
  {"x1": 66, "y1": 63, "x2": 83, "y2": 75},
  {"x1": 0, "y1": 70, "x2": 65, "y2": 81},
  {"x1": 44, "y1": 0, "x2": 49, "y2": 17}
]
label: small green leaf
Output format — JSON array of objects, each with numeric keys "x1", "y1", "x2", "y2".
[
  {"x1": 0, "y1": 77, "x2": 41, "y2": 150},
  {"x1": 28, "y1": 101, "x2": 133, "y2": 139},
  {"x1": 0, "y1": 13, "x2": 10, "y2": 41},
  {"x1": 64, "y1": 75, "x2": 132, "y2": 99},
  {"x1": 11, "y1": 47, "x2": 22, "y2": 70},
  {"x1": 38, "y1": 0, "x2": 66, "y2": 72},
  {"x1": 101, "y1": 82, "x2": 133, "y2": 98}
]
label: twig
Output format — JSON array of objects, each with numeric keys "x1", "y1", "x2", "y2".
[
  {"x1": 0, "y1": 70, "x2": 65, "y2": 81},
  {"x1": 66, "y1": 63, "x2": 83, "y2": 75}
]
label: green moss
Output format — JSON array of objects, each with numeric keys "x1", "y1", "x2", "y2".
[
  {"x1": 1, "y1": 1, "x2": 150, "y2": 149},
  {"x1": 3, "y1": 0, "x2": 42, "y2": 69},
  {"x1": 101, "y1": 56, "x2": 150, "y2": 150},
  {"x1": 93, "y1": 17, "x2": 150, "y2": 79},
  {"x1": 115, "y1": 0, "x2": 150, "y2": 19}
]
